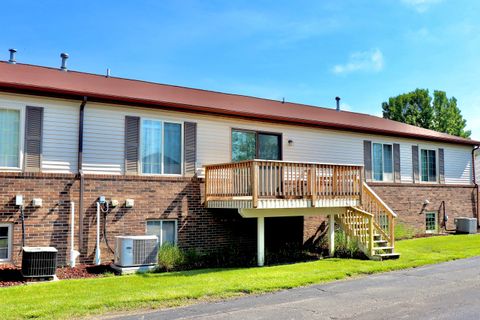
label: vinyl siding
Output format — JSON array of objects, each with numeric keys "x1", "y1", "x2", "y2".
[{"x1": 0, "y1": 92, "x2": 474, "y2": 185}]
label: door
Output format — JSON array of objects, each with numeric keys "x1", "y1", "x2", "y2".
[
  {"x1": 231, "y1": 130, "x2": 283, "y2": 197},
  {"x1": 231, "y1": 129, "x2": 282, "y2": 161}
]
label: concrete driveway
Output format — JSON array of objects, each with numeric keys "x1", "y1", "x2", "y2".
[{"x1": 111, "y1": 256, "x2": 480, "y2": 320}]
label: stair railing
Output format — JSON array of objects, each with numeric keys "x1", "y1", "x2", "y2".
[
  {"x1": 338, "y1": 207, "x2": 375, "y2": 257},
  {"x1": 359, "y1": 182, "x2": 397, "y2": 247}
]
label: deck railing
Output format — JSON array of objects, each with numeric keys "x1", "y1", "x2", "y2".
[{"x1": 204, "y1": 160, "x2": 364, "y2": 208}]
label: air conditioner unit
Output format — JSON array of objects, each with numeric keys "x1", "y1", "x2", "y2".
[
  {"x1": 454, "y1": 217, "x2": 477, "y2": 234},
  {"x1": 21, "y1": 247, "x2": 58, "y2": 278},
  {"x1": 114, "y1": 235, "x2": 159, "y2": 267}
]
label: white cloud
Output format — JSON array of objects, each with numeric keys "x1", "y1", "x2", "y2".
[
  {"x1": 332, "y1": 48, "x2": 384, "y2": 75},
  {"x1": 401, "y1": 0, "x2": 442, "y2": 13}
]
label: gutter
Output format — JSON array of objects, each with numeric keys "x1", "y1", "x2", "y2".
[
  {"x1": 473, "y1": 145, "x2": 480, "y2": 227},
  {"x1": 78, "y1": 96, "x2": 87, "y2": 252}
]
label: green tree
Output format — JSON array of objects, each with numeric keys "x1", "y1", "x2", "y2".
[{"x1": 382, "y1": 89, "x2": 471, "y2": 138}]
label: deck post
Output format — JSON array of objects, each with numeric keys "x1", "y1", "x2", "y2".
[
  {"x1": 257, "y1": 216, "x2": 265, "y2": 266},
  {"x1": 328, "y1": 213, "x2": 335, "y2": 256}
]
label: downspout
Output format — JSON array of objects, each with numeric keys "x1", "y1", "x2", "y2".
[
  {"x1": 472, "y1": 145, "x2": 479, "y2": 227},
  {"x1": 78, "y1": 96, "x2": 87, "y2": 252}
]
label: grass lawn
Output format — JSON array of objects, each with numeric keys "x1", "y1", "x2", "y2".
[{"x1": 2, "y1": 234, "x2": 480, "y2": 320}]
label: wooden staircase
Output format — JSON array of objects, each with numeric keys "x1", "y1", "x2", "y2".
[{"x1": 336, "y1": 182, "x2": 400, "y2": 260}]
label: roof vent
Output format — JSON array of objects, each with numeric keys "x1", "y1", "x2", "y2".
[
  {"x1": 60, "y1": 52, "x2": 69, "y2": 71},
  {"x1": 335, "y1": 96, "x2": 341, "y2": 111},
  {"x1": 8, "y1": 49, "x2": 17, "y2": 64}
]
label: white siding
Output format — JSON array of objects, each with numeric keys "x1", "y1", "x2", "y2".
[
  {"x1": 42, "y1": 103, "x2": 79, "y2": 173},
  {"x1": 83, "y1": 106, "x2": 125, "y2": 174},
  {"x1": 399, "y1": 143, "x2": 413, "y2": 183},
  {"x1": 0, "y1": 92, "x2": 475, "y2": 185},
  {"x1": 444, "y1": 145, "x2": 472, "y2": 184}
]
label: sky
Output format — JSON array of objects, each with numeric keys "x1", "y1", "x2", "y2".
[{"x1": 1, "y1": 0, "x2": 479, "y2": 139}]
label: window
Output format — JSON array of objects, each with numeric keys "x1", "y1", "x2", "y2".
[
  {"x1": 0, "y1": 224, "x2": 12, "y2": 262},
  {"x1": 372, "y1": 143, "x2": 393, "y2": 181},
  {"x1": 421, "y1": 149, "x2": 437, "y2": 182},
  {"x1": 146, "y1": 220, "x2": 177, "y2": 246},
  {"x1": 141, "y1": 119, "x2": 182, "y2": 175},
  {"x1": 425, "y1": 212, "x2": 438, "y2": 233},
  {"x1": 0, "y1": 109, "x2": 20, "y2": 168},
  {"x1": 232, "y1": 129, "x2": 281, "y2": 161}
]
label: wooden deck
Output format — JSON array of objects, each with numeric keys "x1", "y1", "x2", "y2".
[
  {"x1": 204, "y1": 160, "x2": 364, "y2": 209},
  {"x1": 204, "y1": 160, "x2": 398, "y2": 263}
]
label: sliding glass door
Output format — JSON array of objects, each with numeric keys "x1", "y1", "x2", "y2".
[{"x1": 232, "y1": 129, "x2": 281, "y2": 161}]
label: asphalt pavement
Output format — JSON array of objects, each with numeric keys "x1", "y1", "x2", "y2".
[{"x1": 108, "y1": 256, "x2": 480, "y2": 320}]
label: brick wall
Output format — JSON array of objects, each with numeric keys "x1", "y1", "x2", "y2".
[
  {"x1": 1, "y1": 172, "x2": 477, "y2": 266},
  {"x1": 0, "y1": 172, "x2": 256, "y2": 266},
  {"x1": 370, "y1": 183, "x2": 478, "y2": 234}
]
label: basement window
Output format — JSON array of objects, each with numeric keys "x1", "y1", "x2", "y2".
[
  {"x1": 146, "y1": 220, "x2": 177, "y2": 246},
  {"x1": 425, "y1": 212, "x2": 438, "y2": 233},
  {"x1": 0, "y1": 223, "x2": 12, "y2": 262}
]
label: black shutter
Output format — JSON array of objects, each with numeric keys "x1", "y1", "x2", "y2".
[
  {"x1": 393, "y1": 143, "x2": 401, "y2": 182},
  {"x1": 184, "y1": 122, "x2": 197, "y2": 176},
  {"x1": 125, "y1": 116, "x2": 140, "y2": 175},
  {"x1": 412, "y1": 145, "x2": 419, "y2": 183},
  {"x1": 439, "y1": 148, "x2": 445, "y2": 184},
  {"x1": 363, "y1": 140, "x2": 372, "y2": 181},
  {"x1": 24, "y1": 106, "x2": 43, "y2": 172}
]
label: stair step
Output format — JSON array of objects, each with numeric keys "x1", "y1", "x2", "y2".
[
  {"x1": 374, "y1": 253, "x2": 401, "y2": 260},
  {"x1": 374, "y1": 240, "x2": 388, "y2": 244},
  {"x1": 373, "y1": 246, "x2": 393, "y2": 251}
]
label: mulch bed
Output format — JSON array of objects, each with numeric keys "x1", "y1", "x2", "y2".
[{"x1": 0, "y1": 263, "x2": 114, "y2": 287}]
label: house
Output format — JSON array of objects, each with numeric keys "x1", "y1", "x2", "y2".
[{"x1": 0, "y1": 55, "x2": 478, "y2": 267}]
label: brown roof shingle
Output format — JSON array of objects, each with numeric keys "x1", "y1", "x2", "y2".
[{"x1": 0, "y1": 61, "x2": 477, "y2": 146}]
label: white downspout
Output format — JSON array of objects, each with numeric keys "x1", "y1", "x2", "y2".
[
  {"x1": 69, "y1": 202, "x2": 80, "y2": 267},
  {"x1": 94, "y1": 202, "x2": 101, "y2": 265}
]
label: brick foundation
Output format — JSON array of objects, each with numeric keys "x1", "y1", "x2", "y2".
[
  {"x1": 1, "y1": 173, "x2": 477, "y2": 266},
  {"x1": 370, "y1": 183, "x2": 478, "y2": 234},
  {"x1": 0, "y1": 172, "x2": 256, "y2": 266}
]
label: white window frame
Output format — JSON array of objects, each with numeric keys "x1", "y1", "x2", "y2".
[
  {"x1": 145, "y1": 219, "x2": 178, "y2": 246},
  {"x1": 371, "y1": 142, "x2": 394, "y2": 182},
  {"x1": 0, "y1": 106, "x2": 25, "y2": 172},
  {"x1": 0, "y1": 223, "x2": 13, "y2": 263},
  {"x1": 425, "y1": 211, "x2": 438, "y2": 234},
  {"x1": 139, "y1": 118, "x2": 184, "y2": 176},
  {"x1": 418, "y1": 147, "x2": 439, "y2": 184}
]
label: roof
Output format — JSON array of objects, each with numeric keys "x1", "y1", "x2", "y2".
[{"x1": 0, "y1": 61, "x2": 478, "y2": 146}]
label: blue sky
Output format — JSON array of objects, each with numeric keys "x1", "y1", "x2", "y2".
[{"x1": 1, "y1": 0, "x2": 479, "y2": 139}]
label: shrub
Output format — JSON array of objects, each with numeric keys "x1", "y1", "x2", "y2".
[
  {"x1": 333, "y1": 229, "x2": 365, "y2": 259},
  {"x1": 265, "y1": 242, "x2": 318, "y2": 265},
  {"x1": 158, "y1": 243, "x2": 185, "y2": 272},
  {"x1": 395, "y1": 222, "x2": 418, "y2": 240}
]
